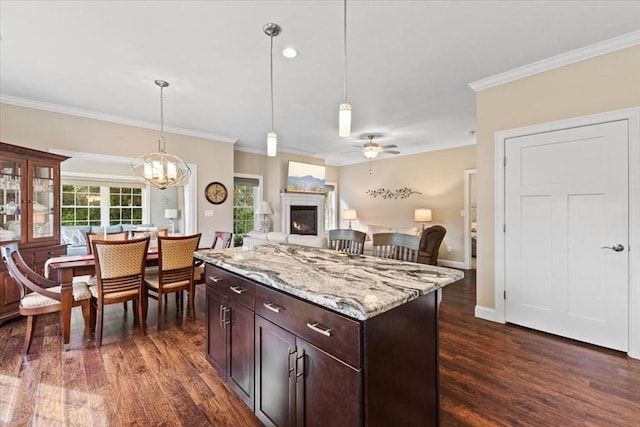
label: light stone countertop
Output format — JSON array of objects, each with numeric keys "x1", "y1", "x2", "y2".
[{"x1": 194, "y1": 243, "x2": 464, "y2": 321}]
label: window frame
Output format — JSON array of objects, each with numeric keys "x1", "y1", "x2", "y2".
[{"x1": 233, "y1": 173, "x2": 264, "y2": 237}]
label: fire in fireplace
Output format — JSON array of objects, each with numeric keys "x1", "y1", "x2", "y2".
[{"x1": 290, "y1": 205, "x2": 318, "y2": 235}]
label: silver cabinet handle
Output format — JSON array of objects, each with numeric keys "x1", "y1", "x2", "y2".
[
  {"x1": 306, "y1": 322, "x2": 332, "y2": 337},
  {"x1": 263, "y1": 302, "x2": 282, "y2": 313},
  {"x1": 229, "y1": 285, "x2": 246, "y2": 295},
  {"x1": 208, "y1": 275, "x2": 221, "y2": 282},
  {"x1": 601, "y1": 244, "x2": 625, "y2": 252}
]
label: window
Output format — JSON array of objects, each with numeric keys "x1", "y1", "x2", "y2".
[
  {"x1": 61, "y1": 184, "x2": 102, "y2": 226},
  {"x1": 61, "y1": 183, "x2": 145, "y2": 226},
  {"x1": 109, "y1": 186, "x2": 143, "y2": 225},
  {"x1": 324, "y1": 182, "x2": 337, "y2": 230},
  {"x1": 233, "y1": 175, "x2": 262, "y2": 245}
]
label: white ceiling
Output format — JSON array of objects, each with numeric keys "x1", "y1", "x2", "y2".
[{"x1": 1, "y1": 1, "x2": 638, "y2": 165}]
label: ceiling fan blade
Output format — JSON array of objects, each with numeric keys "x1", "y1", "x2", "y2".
[
  {"x1": 382, "y1": 150, "x2": 400, "y2": 155},
  {"x1": 381, "y1": 144, "x2": 397, "y2": 149}
]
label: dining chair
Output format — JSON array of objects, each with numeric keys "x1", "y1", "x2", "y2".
[
  {"x1": 194, "y1": 231, "x2": 233, "y2": 284},
  {"x1": 144, "y1": 234, "x2": 201, "y2": 330},
  {"x1": 1, "y1": 243, "x2": 92, "y2": 354},
  {"x1": 328, "y1": 229, "x2": 367, "y2": 254},
  {"x1": 372, "y1": 232, "x2": 420, "y2": 262},
  {"x1": 85, "y1": 231, "x2": 129, "y2": 254},
  {"x1": 212, "y1": 231, "x2": 233, "y2": 249},
  {"x1": 91, "y1": 237, "x2": 150, "y2": 347}
]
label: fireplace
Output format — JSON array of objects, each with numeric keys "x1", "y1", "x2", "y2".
[
  {"x1": 281, "y1": 192, "x2": 325, "y2": 237},
  {"x1": 290, "y1": 205, "x2": 318, "y2": 235}
]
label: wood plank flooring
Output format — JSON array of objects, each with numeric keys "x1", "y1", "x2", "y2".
[{"x1": 1, "y1": 271, "x2": 638, "y2": 426}]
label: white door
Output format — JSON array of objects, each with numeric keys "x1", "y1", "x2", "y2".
[{"x1": 505, "y1": 120, "x2": 629, "y2": 351}]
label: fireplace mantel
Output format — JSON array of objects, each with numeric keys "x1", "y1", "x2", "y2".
[{"x1": 281, "y1": 192, "x2": 325, "y2": 237}]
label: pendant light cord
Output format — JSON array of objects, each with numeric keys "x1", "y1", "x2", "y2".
[
  {"x1": 270, "y1": 33, "x2": 275, "y2": 132},
  {"x1": 343, "y1": 0, "x2": 347, "y2": 103},
  {"x1": 159, "y1": 84, "x2": 166, "y2": 152}
]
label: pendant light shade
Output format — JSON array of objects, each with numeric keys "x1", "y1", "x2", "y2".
[
  {"x1": 264, "y1": 23, "x2": 281, "y2": 157},
  {"x1": 132, "y1": 80, "x2": 191, "y2": 189},
  {"x1": 339, "y1": 103, "x2": 352, "y2": 137},
  {"x1": 338, "y1": 0, "x2": 352, "y2": 137}
]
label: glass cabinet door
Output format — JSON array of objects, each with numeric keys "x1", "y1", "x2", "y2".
[
  {"x1": 0, "y1": 158, "x2": 22, "y2": 242},
  {"x1": 31, "y1": 163, "x2": 56, "y2": 240}
]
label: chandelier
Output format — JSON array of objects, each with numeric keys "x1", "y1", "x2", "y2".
[{"x1": 132, "y1": 80, "x2": 191, "y2": 189}]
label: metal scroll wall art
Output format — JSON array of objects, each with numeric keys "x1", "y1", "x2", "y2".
[{"x1": 366, "y1": 187, "x2": 421, "y2": 200}]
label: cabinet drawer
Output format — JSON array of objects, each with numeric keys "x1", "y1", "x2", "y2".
[
  {"x1": 255, "y1": 284, "x2": 361, "y2": 368},
  {"x1": 205, "y1": 264, "x2": 254, "y2": 310}
]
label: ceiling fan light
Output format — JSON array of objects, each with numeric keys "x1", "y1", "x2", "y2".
[
  {"x1": 339, "y1": 103, "x2": 352, "y2": 137},
  {"x1": 363, "y1": 149, "x2": 378, "y2": 159},
  {"x1": 267, "y1": 131, "x2": 277, "y2": 157}
]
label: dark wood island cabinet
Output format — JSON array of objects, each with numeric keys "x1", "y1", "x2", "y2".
[{"x1": 198, "y1": 244, "x2": 463, "y2": 427}]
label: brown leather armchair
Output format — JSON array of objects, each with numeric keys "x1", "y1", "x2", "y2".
[{"x1": 418, "y1": 225, "x2": 446, "y2": 265}]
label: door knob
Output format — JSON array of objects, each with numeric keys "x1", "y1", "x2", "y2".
[{"x1": 601, "y1": 244, "x2": 625, "y2": 252}]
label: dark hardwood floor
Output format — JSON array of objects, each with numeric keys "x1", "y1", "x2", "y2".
[{"x1": 0, "y1": 271, "x2": 638, "y2": 426}]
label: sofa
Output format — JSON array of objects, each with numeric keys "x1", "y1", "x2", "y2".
[
  {"x1": 61, "y1": 223, "x2": 155, "y2": 256},
  {"x1": 242, "y1": 230, "x2": 325, "y2": 249}
]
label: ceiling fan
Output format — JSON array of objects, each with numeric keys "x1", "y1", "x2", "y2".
[{"x1": 355, "y1": 135, "x2": 400, "y2": 159}]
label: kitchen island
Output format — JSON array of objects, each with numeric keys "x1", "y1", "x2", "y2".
[{"x1": 195, "y1": 243, "x2": 463, "y2": 427}]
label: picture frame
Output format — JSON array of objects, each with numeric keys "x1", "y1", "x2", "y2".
[{"x1": 286, "y1": 161, "x2": 326, "y2": 194}]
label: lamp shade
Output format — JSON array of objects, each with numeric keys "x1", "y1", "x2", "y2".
[
  {"x1": 256, "y1": 201, "x2": 273, "y2": 215},
  {"x1": 414, "y1": 208, "x2": 432, "y2": 222},
  {"x1": 164, "y1": 208, "x2": 178, "y2": 219},
  {"x1": 343, "y1": 209, "x2": 357, "y2": 221}
]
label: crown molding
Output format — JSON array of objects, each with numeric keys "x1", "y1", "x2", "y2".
[
  {"x1": 0, "y1": 95, "x2": 238, "y2": 144},
  {"x1": 469, "y1": 30, "x2": 640, "y2": 92}
]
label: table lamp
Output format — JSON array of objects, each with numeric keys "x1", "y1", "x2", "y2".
[
  {"x1": 256, "y1": 201, "x2": 273, "y2": 232},
  {"x1": 343, "y1": 209, "x2": 357, "y2": 229},
  {"x1": 165, "y1": 208, "x2": 178, "y2": 234},
  {"x1": 414, "y1": 208, "x2": 432, "y2": 231}
]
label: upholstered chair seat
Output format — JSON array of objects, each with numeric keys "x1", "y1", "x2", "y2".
[{"x1": 23, "y1": 282, "x2": 92, "y2": 308}]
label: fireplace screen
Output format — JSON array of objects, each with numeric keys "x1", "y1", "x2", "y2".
[{"x1": 290, "y1": 205, "x2": 318, "y2": 235}]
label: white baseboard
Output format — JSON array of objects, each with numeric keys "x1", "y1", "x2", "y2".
[
  {"x1": 475, "y1": 305, "x2": 503, "y2": 323},
  {"x1": 438, "y1": 259, "x2": 466, "y2": 269}
]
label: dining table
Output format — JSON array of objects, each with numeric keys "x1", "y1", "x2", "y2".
[{"x1": 46, "y1": 250, "x2": 162, "y2": 349}]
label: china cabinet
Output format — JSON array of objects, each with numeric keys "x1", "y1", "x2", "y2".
[{"x1": 0, "y1": 142, "x2": 68, "y2": 325}]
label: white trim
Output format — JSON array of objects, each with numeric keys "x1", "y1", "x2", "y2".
[
  {"x1": 463, "y1": 169, "x2": 477, "y2": 270},
  {"x1": 475, "y1": 305, "x2": 501, "y2": 323},
  {"x1": 493, "y1": 107, "x2": 640, "y2": 359},
  {"x1": 325, "y1": 180, "x2": 338, "y2": 230},
  {"x1": 469, "y1": 30, "x2": 640, "y2": 91},
  {"x1": 1, "y1": 95, "x2": 238, "y2": 144},
  {"x1": 438, "y1": 259, "x2": 466, "y2": 269}
]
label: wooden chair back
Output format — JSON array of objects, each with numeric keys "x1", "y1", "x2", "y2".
[
  {"x1": 92, "y1": 237, "x2": 150, "y2": 346},
  {"x1": 157, "y1": 234, "x2": 202, "y2": 287},
  {"x1": 86, "y1": 231, "x2": 129, "y2": 254},
  {"x1": 372, "y1": 232, "x2": 420, "y2": 262},
  {"x1": 2, "y1": 243, "x2": 60, "y2": 302},
  {"x1": 328, "y1": 229, "x2": 366, "y2": 254},
  {"x1": 212, "y1": 231, "x2": 233, "y2": 249}
]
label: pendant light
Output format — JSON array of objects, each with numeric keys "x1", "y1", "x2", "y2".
[
  {"x1": 132, "y1": 80, "x2": 191, "y2": 189},
  {"x1": 264, "y1": 23, "x2": 281, "y2": 157},
  {"x1": 338, "y1": 0, "x2": 352, "y2": 137}
]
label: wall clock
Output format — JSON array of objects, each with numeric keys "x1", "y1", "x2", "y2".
[{"x1": 205, "y1": 182, "x2": 228, "y2": 205}]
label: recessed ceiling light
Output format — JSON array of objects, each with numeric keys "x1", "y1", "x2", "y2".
[{"x1": 282, "y1": 47, "x2": 298, "y2": 58}]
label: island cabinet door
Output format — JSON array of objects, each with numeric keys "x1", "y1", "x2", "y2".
[
  {"x1": 206, "y1": 287, "x2": 228, "y2": 375},
  {"x1": 228, "y1": 299, "x2": 255, "y2": 410},
  {"x1": 295, "y1": 338, "x2": 361, "y2": 427},
  {"x1": 255, "y1": 315, "x2": 297, "y2": 427}
]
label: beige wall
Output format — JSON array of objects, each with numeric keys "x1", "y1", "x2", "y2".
[
  {"x1": 0, "y1": 103, "x2": 235, "y2": 246},
  {"x1": 475, "y1": 45, "x2": 640, "y2": 309},
  {"x1": 234, "y1": 151, "x2": 337, "y2": 233},
  {"x1": 339, "y1": 145, "x2": 476, "y2": 264}
]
